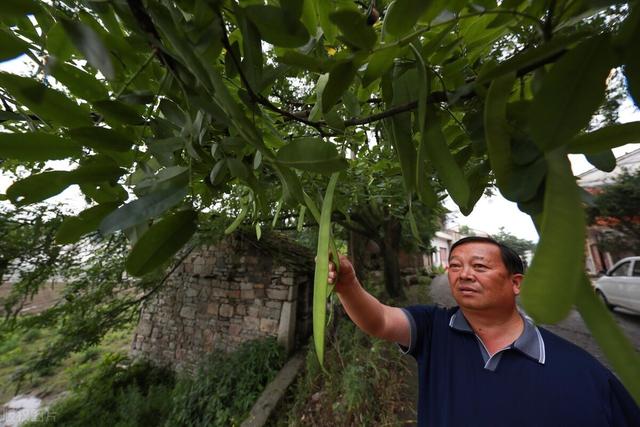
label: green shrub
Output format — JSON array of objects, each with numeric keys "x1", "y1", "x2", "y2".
[
  {"x1": 168, "y1": 337, "x2": 285, "y2": 427},
  {"x1": 273, "y1": 318, "x2": 407, "y2": 426},
  {"x1": 23, "y1": 353, "x2": 175, "y2": 427}
]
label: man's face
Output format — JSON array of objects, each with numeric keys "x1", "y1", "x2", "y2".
[{"x1": 447, "y1": 242, "x2": 523, "y2": 313}]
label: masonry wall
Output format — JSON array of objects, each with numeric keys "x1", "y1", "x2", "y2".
[{"x1": 130, "y1": 233, "x2": 314, "y2": 372}]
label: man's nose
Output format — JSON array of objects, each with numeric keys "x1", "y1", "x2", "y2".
[{"x1": 459, "y1": 264, "x2": 473, "y2": 279}]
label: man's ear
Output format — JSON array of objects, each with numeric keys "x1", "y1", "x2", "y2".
[{"x1": 512, "y1": 274, "x2": 524, "y2": 295}]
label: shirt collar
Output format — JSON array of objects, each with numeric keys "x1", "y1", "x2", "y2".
[{"x1": 449, "y1": 308, "x2": 545, "y2": 365}]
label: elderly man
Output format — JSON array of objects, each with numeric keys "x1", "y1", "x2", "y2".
[{"x1": 328, "y1": 236, "x2": 639, "y2": 426}]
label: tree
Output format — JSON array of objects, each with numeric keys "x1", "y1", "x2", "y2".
[
  {"x1": 588, "y1": 169, "x2": 640, "y2": 258},
  {"x1": 1, "y1": 0, "x2": 639, "y2": 398},
  {"x1": 492, "y1": 227, "x2": 536, "y2": 263}
]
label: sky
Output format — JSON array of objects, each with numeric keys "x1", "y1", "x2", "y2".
[{"x1": 1, "y1": 56, "x2": 639, "y2": 242}]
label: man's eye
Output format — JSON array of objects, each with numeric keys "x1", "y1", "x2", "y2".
[{"x1": 474, "y1": 265, "x2": 487, "y2": 270}]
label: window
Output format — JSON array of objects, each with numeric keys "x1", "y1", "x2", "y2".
[
  {"x1": 632, "y1": 262, "x2": 640, "y2": 277},
  {"x1": 610, "y1": 262, "x2": 631, "y2": 277}
]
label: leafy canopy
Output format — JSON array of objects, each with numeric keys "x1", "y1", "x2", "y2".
[{"x1": 1, "y1": 0, "x2": 640, "y2": 399}]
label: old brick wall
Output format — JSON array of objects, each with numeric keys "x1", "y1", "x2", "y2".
[{"x1": 130, "y1": 232, "x2": 314, "y2": 372}]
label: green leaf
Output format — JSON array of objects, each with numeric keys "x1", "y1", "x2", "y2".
[
  {"x1": 410, "y1": 44, "x2": 428, "y2": 136},
  {"x1": 313, "y1": 172, "x2": 340, "y2": 366},
  {"x1": 407, "y1": 201, "x2": 423, "y2": 244},
  {"x1": 575, "y1": 275, "x2": 640, "y2": 403},
  {"x1": 297, "y1": 205, "x2": 306, "y2": 232},
  {"x1": 383, "y1": 0, "x2": 429, "y2": 39},
  {"x1": 244, "y1": 5, "x2": 310, "y2": 48},
  {"x1": 276, "y1": 138, "x2": 348, "y2": 174},
  {"x1": 236, "y1": 6, "x2": 263, "y2": 91},
  {"x1": 224, "y1": 204, "x2": 249, "y2": 234},
  {"x1": 55, "y1": 203, "x2": 119, "y2": 244},
  {"x1": 585, "y1": 150, "x2": 616, "y2": 173},
  {"x1": 321, "y1": 61, "x2": 356, "y2": 113},
  {"x1": 317, "y1": 0, "x2": 337, "y2": 42},
  {"x1": 617, "y1": 1, "x2": 640, "y2": 107},
  {"x1": 529, "y1": 35, "x2": 615, "y2": 151},
  {"x1": 48, "y1": 60, "x2": 109, "y2": 102},
  {"x1": 99, "y1": 186, "x2": 189, "y2": 235},
  {"x1": 0, "y1": 133, "x2": 82, "y2": 160},
  {"x1": 6, "y1": 171, "x2": 73, "y2": 205},
  {"x1": 423, "y1": 109, "x2": 470, "y2": 207},
  {"x1": 362, "y1": 48, "x2": 397, "y2": 88},
  {"x1": 277, "y1": 51, "x2": 334, "y2": 73},
  {"x1": 93, "y1": 100, "x2": 144, "y2": 125},
  {"x1": 68, "y1": 127, "x2": 134, "y2": 153},
  {"x1": 126, "y1": 210, "x2": 198, "y2": 276},
  {"x1": 500, "y1": 157, "x2": 547, "y2": 203},
  {"x1": 272, "y1": 163, "x2": 305, "y2": 204},
  {"x1": 329, "y1": 9, "x2": 377, "y2": 50},
  {"x1": 521, "y1": 151, "x2": 585, "y2": 323},
  {"x1": 300, "y1": 0, "x2": 319, "y2": 35},
  {"x1": 6, "y1": 163, "x2": 124, "y2": 205},
  {"x1": 68, "y1": 162, "x2": 126, "y2": 183},
  {"x1": 59, "y1": 18, "x2": 115, "y2": 80},
  {"x1": 0, "y1": 0, "x2": 41, "y2": 18},
  {"x1": 484, "y1": 73, "x2": 516, "y2": 191},
  {"x1": 46, "y1": 23, "x2": 75, "y2": 62},
  {"x1": 476, "y1": 32, "x2": 587, "y2": 84},
  {"x1": 567, "y1": 122, "x2": 640, "y2": 154},
  {"x1": 0, "y1": 72, "x2": 91, "y2": 127},
  {"x1": 209, "y1": 160, "x2": 226, "y2": 185},
  {"x1": 272, "y1": 197, "x2": 284, "y2": 228},
  {"x1": 0, "y1": 29, "x2": 30, "y2": 62},
  {"x1": 227, "y1": 158, "x2": 250, "y2": 182}
]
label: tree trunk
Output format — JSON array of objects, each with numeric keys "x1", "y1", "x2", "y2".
[
  {"x1": 349, "y1": 230, "x2": 369, "y2": 282},
  {"x1": 381, "y1": 218, "x2": 404, "y2": 299}
]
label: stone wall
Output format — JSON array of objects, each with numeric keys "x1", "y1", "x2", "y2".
[{"x1": 130, "y1": 232, "x2": 314, "y2": 372}]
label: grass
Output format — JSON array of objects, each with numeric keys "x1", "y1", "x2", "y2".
[
  {"x1": 0, "y1": 323, "x2": 134, "y2": 405},
  {"x1": 268, "y1": 278, "x2": 432, "y2": 426}
]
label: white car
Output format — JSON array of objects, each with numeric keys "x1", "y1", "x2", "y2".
[{"x1": 594, "y1": 256, "x2": 640, "y2": 314}]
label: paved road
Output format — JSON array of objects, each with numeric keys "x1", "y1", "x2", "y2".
[{"x1": 428, "y1": 274, "x2": 640, "y2": 369}]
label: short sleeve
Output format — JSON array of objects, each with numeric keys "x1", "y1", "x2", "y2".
[
  {"x1": 608, "y1": 374, "x2": 640, "y2": 426},
  {"x1": 398, "y1": 305, "x2": 437, "y2": 359}
]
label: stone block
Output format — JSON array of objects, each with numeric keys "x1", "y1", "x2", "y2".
[
  {"x1": 281, "y1": 276, "x2": 294, "y2": 286},
  {"x1": 244, "y1": 316, "x2": 259, "y2": 329},
  {"x1": 228, "y1": 290, "x2": 241, "y2": 299},
  {"x1": 207, "y1": 303, "x2": 219, "y2": 315},
  {"x1": 241, "y1": 289, "x2": 255, "y2": 299},
  {"x1": 180, "y1": 306, "x2": 197, "y2": 319},
  {"x1": 236, "y1": 305, "x2": 247, "y2": 315},
  {"x1": 288, "y1": 285, "x2": 297, "y2": 301},
  {"x1": 260, "y1": 318, "x2": 279, "y2": 334},
  {"x1": 229, "y1": 323, "x2": 242, "y2": 336},
  {"x1": 219, "y1": 304, "x2": 234, "y2": 317},
  {"x1": 266, "y1": 288, "x2": 289, "y2": 300},
  {"x1": 266, "y1": 301, "x2": 282, "y2": 309},
  {"x1": 137, "y1": 320, "x2": 152, "y2": 337},
  {"x1": 247, "y1": 306, "x2": 260, "y2": 317}
]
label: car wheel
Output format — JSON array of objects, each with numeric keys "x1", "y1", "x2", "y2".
[{"x1": 596, "y1": 290, "x2": 614, "y2": 310}]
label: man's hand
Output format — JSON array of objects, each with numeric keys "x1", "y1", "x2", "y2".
[{"x1": 328, "y1": 255, "x2": 357, "y2": 293}]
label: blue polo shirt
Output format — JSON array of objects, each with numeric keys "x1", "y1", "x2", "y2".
[{"x1": 401, "y1": 305, "x2": 640, "y2": 427}]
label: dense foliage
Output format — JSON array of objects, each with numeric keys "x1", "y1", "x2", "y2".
[
  {"x1": 22, "y1": 338, "x2": 284, "y2": 427},
  {"x1": 1, "y1": 0, "x2": 640, "y2": 399},
  {"x1": 492, "y1": 226, "x2": 536, "y2": 262},
  {"x1": 272, "y1": 317, "x2": 411, "y2": 426},
  {"x1": 588, "y1": 168, "x2": 640, "y2": 258}
]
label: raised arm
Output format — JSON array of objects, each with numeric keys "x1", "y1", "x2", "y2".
[{"x1": 328, "y1": 255, "x2": 410, "y2": 347}]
